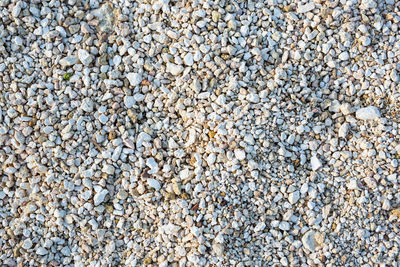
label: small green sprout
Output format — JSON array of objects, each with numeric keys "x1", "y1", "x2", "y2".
[{"x1": 63, "y1": 73, "x2": 73, "y2": 81}]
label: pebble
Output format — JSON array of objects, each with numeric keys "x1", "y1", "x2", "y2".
[
  {"x1": 347, "y1": 179, "x2": 359, "y2": 190},
  {"x1": 59, "y1": 56, "x2": 78, "y2": 67},
  {"x1": 184, "y1": 53, "x2": 194, "y2": 66},
  {"x1": 94, "y1": 189, "x2": 108, "y2": 206},
  {"x1": 338, "y1": 51, "x2": 349, "y2": 61},
  {"x1": 297, "y1": 3, "x2": 315, "y2": 13},
  {"x1": 340, "y1": 103, "x2": 353, "y2": 116},
  {"x1": 147, "y1": 178, "x2": 161, "y2": 191},
  {"x1": 212, "y1": 243, "x2": 224, "y2": 257},
  {"x1": 137, "y1": 132, "x2": 152, "y2": 148},
  {"x1": 98, "y1": 114, "x2": 109, "y2": 124},
  {"x1": 166, "y1": 62, "x2": 184, "y2": 76},
  {"x1": 102, "y1": 164, "x2": 114, "y2": 175},
  {"x1": 302, "y1": 231, "x2": 317, "y2": 251},
  {"x1": 81, "y1": 98, "x2": 94, "y2": 112},
  {"x1": 356, "y1": 106, "x2": 381, "y2": 120},
  {"x1": 234, "y1": 149, "x2": 246, "y2": 161},
  {"x1": 78, "y1": 49, "x2": 93, "y2": 66},
  {"x1": 279, "y1": 221, "x2": 290, "y2": 231},
  {"x1": 360, "y1": 0, "x2": 377, "y2": 9},
  {"x1": 338, "y1": 123, "x2": 350, "y2": 138},
  {"x1": 288, "y1": 191, "x2": 300, "y2": 204},
  {"x1": 126, "y1": 73, "x2": 142, "y2": 87},
  {"x1": 22, "y1": 239, "x2": 33, "y2": 249},
  {"x1": 146, "y1": 158, "x2": 159, "y2": 174},
  {"x1": 254, "y1": 222, "x2": 266, "y2": 232},
  {"x1": 36, "y1": 247, "x2": 48, "y2": 255},
  {"x1": 310, "y1": 156, "x2": 322, "y2": 171},
  {"x1": 124, "y1": 96, "x2": 135, "y2": 109}
]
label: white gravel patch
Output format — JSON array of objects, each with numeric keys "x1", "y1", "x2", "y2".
[{"x1": 0, "y1": 0, "x2": 399, "y2": 266}]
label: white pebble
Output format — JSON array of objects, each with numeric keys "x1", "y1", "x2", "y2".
[
  {"x1": 124, "y1": 96, "x2": 135, "y2": 108},
  {"x1": 81, "y1": 98, "x2": 94, "y2": 112},
  {"x1": 78, "y1": 49, "x2": 93, "y2": 66},
  {"x1": 94, "y1": 189, "x2": 109, "y2": 206},
  {"x1": 310, "y1": 155, "x2": 322, "y2": 171},
  {"x1": 356, "y1": 106, "x2": 381, "y2": 120},
  {"x1": 338, "y1": 123, "x2": 350, "y2": 138},
  {"x1": 147, "y1": 178, "x2": 161, "y2": 191},
  {"x1": 36, "y1": 247, "x2": 48, "y2": 255},
  {"x1": 146, "y1": 158, "x2": 159, "y2": 174},
  {"x1": 126, "y1": 72, "x2": 142, "y2": 87},
  {"x1": 302, "y1": 231, "x2": 317, "y2": 251},
  {"x1": 22, "y1": 239, "x2": 33, "y2": 249},
  {"x1": 234, "y1": 149, "x2": 246, "y2": 161},
  {"x1": 279, "y1": 221, "x2": 290, "y2": 231},
  {"x1": 166, "y1": 62, "x2": 184, "y2": 76},
  {"x1": 297, "y1": 2, "x2": 315, "y2": 13},
  {"x1": 338, "y1": 51, "x2": 349, "y2": 61},
  {"x1": 288, "y1": 191, "x2": 300, "y2": 204},
  {"x1": 184, "y1": 53, "x2": 194, "y2": 66}
]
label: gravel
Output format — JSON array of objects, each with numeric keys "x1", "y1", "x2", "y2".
[{"x1": 1, "y1": 0, "x2": 399, "y2": 266}]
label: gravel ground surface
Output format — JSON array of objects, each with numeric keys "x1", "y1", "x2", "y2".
[{"x1": 1, "y1": 0, "x2": 400, "y2": 266}]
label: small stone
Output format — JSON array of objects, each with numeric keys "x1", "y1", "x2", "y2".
[
  {"x1": 254, "y1": 222, "x2": 266, "y2": 232},
  {"x1": 166, "y1": 62, "x2": 184, "y2": 76},
  {"x1": 134, "y1": 93, "x2": 145, "y2": 102},
  {"x1": 124, "y1": 96, "x2": 135, "y2": 109},
  {"x1": 279, "y1": 221, "x2": 290, "y2": 231},
  {"x1": 93, "y1": 3, "x2": 117, "y2": 33},
  {"x1": 166, "y1": 30, "x2": 179, "y2": 39},
  {"x1": 310, "y1": 155, "x2": 322, "y2": 171},
  {"x1": 137, "y1": 132, "x2": 152, "y2": 148},
  {"x1": 356, "y1": 106, "x2": 381, "y2": 120},
  {"x1": 147, "y1": 178, "x2": 161, "y2": 191},
  {"x1": 211, "y1": 11, "x2": 221, "y2": 22},
  {"x1": 81, "y1": 98, "x2": 94, "y2": 112},
  {"x1": 338, "y1": 51, "x2": 349, "y2": 61},
  {"x1": 146, "y1": 158, "x2": 159, "y2": 174},
  {"x1": 184, "y1": 53, "x2": 194, "y2": 66},
  {"x1": 390, "y1": 70, "x2": 400, "y2": 82},
  {"x1": 382, "y1": 198, "x2": 391, "y2": 210},
  {"x1": 246, "y1": 93, "x2": 260, "y2": 103},
  {"x1": 12, "y1": 2, "x2": 22, "y2": 17},
  {"x1": 180, "y1": 168, "x2": 191, "y2": 180},
  {"x1": 102, "y1": 164, "x2": 115, "y2": 175},
  {"x1": 212, "y1": 243, "x2": 224, "y2": 257},
  {"x1": 126, "y1": 73, "x2": 142, "y2": 87},
  {"x1": 387, "y1": 174, "x2": 397, "y2": 183},
  {"x1": 117, "y1": 190, "x2": 128, "y2": 200},
  {"x1": 338, "y1": 123, "x2": 350, "y2": 138},
  {"x1": 297, "y1": 2, "x2": 315, "y2": 13},
  {"x1": 14, "y1": 36, "x2": 23, "y2": 46},
  {"x1": 340, "y1": 103, "x2": 353, "y2": 115},
  {"x1": 321, "y1": 43, "x2": 331, "y2": 54},
  {"x1": 234, "y1": 149, "x2": 246, "y2": 161},
  {"x1": 36, "y1": 247, "x2": 48, "y2": 255},
  {"x1": 94, "y1": 189, "x2": 109, "y2": 206},
  {"x1": 78, "y1": 49, "x2": 93, "y2": 66},
  {"x1": 347, "y1": 179, "x2": 359, "y2": 190},
  {"x1": 302, "y1": 230, "x2": 317, "y2": 251},
  {"x1": 172, "y1": 183, "x2": 181, "y2": 195},
  {"x1": 60, "y1": 56, "x2": 78, "y2": 67},
  {"x1": 287, "y1": 134, "x2": 295, "y2": 145},
  {"x1": 61, "y1": 247, "x2": 71, "y2": 256},
  {"x1": 227, "y1": 20, "x2": 237, "y2": 30},
  {"x1": 288, "y1": 191, "x2": 300, "y2": 204},
  {"x1": 98, "y1": 114, "x2": 109, "y2": 124},
  {"x1": 360, "y1": 0, "x2": 377, "y2": 9},
  {"x1": 22, "y1": 239, "x2": 33, "y2": 249}
]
